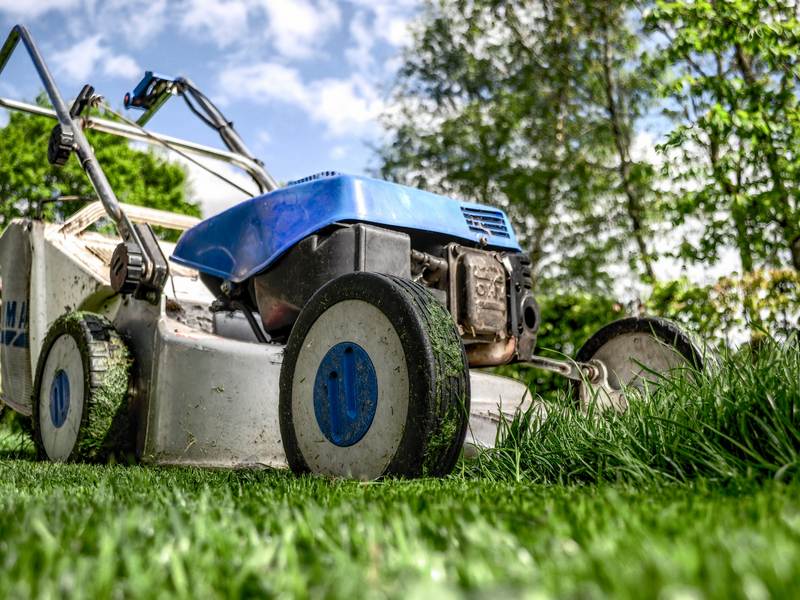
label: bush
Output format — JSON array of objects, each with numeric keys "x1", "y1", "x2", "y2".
[{"x1": 647, "y1": 270, "x2": 800, "y2": 344}]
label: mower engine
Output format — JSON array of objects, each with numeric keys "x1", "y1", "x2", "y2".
[
  {"x1": 250, "y1": 225, "x2": 538, "y2": 367},
  {"x1": 175, "y1": 173, "x2": 539, "y2": 367},
  {"x1": 410, "y1": 244, "x2": 539, "y2": 365}
]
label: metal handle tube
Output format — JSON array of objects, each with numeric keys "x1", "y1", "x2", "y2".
[
  {"x1": 0, "y1": 25, "x2": 138, "y2": 244},
  {"x1": 180, "y1": 76, "x2": 278, "y2": 192},
  {"x1": 0, "y1": 96, "x2": 268, "y2": 185}
]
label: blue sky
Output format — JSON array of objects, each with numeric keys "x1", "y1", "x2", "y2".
[{"x1": 0, "y1": 0, "x2": 419, "y2": 214}]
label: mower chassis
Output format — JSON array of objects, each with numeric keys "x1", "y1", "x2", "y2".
[{"x1": 0, "y1": 204, "x2": 534, "y2": 468}]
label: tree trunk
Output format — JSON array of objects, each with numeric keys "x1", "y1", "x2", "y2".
[
  {"x1": 791, "y1": 235, "x2": 800, "y2": 271},
  {"x1": 732, "y1": 204, "x2": 754, "y2": 273},
  {"x1": 599, "y1": 10, "x2": 656, "y2": 281}
]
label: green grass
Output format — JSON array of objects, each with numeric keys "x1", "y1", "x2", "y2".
[
  {"x1": 477, "y1": 339, "x2": 800, "y2": 484},
  {"x1": 0, "y1": 339, "x2": 798, "y2": 598},
  {"x1": 0, "y1": 462, "x2": 799, "y2": 598}
]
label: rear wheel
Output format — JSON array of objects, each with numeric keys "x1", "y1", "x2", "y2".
[
  {"x1": 279, "y1": 272, "x2": 469, "y2": 479},
  {"x1": 32, "y1": 313, "x2": 131, "y2": 462},
  {"x1": 573, "y1": 316, "x2": 703, "y2": 411}
]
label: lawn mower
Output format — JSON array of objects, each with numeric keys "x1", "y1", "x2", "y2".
[{"x1": 0, "y1": 25, "x2": 703, "y2": 479}]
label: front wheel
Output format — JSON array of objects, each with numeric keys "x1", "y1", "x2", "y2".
[
  {"x1": 32, "y1": 313, "x2": 132, "y2": 462},
  {"x1": 279, "y1": 272, "x2": 470, "y2": 480},
  {"x1": 572, "y1": 316, "x2": 704, "y2": 411}
]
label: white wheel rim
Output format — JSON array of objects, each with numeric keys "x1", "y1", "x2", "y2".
[
  {"x1": 291, "y1": 299, "x2": 409, "y2": 479},
  {"x1": 38, "y1": 335, "x2": 85, "y2": 461},
  {"x1": 592, "y1": 332, "x2": 691, "y2": 391}
]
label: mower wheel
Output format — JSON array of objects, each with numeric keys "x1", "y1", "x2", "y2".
[
  {"x1": 572, "y1": 316, "x2": 704, "y2": 411},
  {"x1": 279, "y1": 272, "x2": 470, "y2": 480},
  {"x1": 32, "y1": 313, "x2": 131, "y2": 462}
]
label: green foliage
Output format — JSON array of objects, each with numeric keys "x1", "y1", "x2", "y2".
[
  {"x1": 646, "y1": 0, "x2": 800, "y2": 272},
  {"x1": 647, "y1": 270, "x2": 800, "y2": 343},
  {"x1": 380, "y1": 0, "x2": 660, "y2": 293},
  {"x1": 0, "y1": 100, "x2": 200, "y2": 231}
]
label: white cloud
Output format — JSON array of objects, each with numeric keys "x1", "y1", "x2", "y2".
[
  {"x1": 330, "y1": 145, "x2": 347, "y2": 160},
  {"x1": 180, "y1": 0, "x2": 250, "y2": 48},
  {"x1": 102, "y1": 54, "x2": 141, "y2": 79},
  {"x1": 345, "y1": 11, "x2": 374, "y2": 72},
  {"x1": 53, "y1": 34, "x2": 105, "y2": 81},
  {"x1": 348, "y1": 0, "x2": 417, "y2": 48},
  {"x1": 311, "y1": 75, "x2": 384, "y2": 136},
  {"x1": 383, "y1": 54, "x2": 404, "y2": 76},
  {"x1": 91, "y1": 0, "x2": 169, "y2": 47},
  {"x1": 52, "y1": 33, "x2": 141, "y2": 81},
  {"x1": 220, "y1": 62, "x2": 309, "y2": 105},
  {"x1": 220, "y1": 62, "x2": 385, "y2": 137},
  {"x1": 260, "y1": 0, "x2": 342, "y2": 59},
  {"x1": 0, "y1": 0, "x2": 80, "y2": 18},
  {"x1": 177, "y1": 0, "x2": 342, "y2": 58}
]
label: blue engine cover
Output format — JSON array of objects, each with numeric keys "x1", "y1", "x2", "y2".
[{"x1": 171, "y1": 174, "x2": 521, "y2": 283}]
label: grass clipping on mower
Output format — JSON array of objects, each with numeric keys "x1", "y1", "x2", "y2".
[
  {"x1": 421, "y1": 295, "x2": 468, "y2": 475},
  {"x1": 69, "y1": 312, "x2": 133, "y2": 461},
  {"x1": 84, "y1": 340, "x2": 131, "y2": 459}
]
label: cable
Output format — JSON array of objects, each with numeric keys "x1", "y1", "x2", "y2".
[
  {"x1": 182, "y1": 83, "x2": 239, "y2": 135},
  {"x1": 230, "y1": 300, "x2": 270, "y2": 344},
  {"x1": 97, "y1": 100, "x2": 259, "y2": 197},
  {"x1": 181, "y1": 93, "x2": 218, "y2": 131}
]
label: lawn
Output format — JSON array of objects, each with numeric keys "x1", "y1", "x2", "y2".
[
  {"x1": 0, "y1": 458, "x2": 798, "y2": 599},
  {"x1": 1, "y1": 340, "x2": 799, "y2": 599}
]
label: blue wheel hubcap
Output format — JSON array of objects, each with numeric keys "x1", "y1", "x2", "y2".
[
  {"x1": 313, "y1": 342, "x2": 378, "y2": 447},
  {"x1": 49, "y1": 369, "x2": 71, "y2": 428}
]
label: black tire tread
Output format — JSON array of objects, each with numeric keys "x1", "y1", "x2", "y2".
[
  {"x1": 387, "y1": 275, "x2": 470, "y2": 476},
  {"x1": 32, "y1": 312, "x2": 131, "y2": 462}
]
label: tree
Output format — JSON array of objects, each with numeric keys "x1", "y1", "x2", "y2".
[
  {"x1": 0, "y1": 100, "x2": 199, "y2": 231},
  {"x1": 379, "y1": 0, "x2": 659, "y2": 293},
  {"x1": 647, "y1": 0, "x2": 800, "y2": 273},
  {"x1": 578, "y1": 0, "x2": 660, "y2": 281}
]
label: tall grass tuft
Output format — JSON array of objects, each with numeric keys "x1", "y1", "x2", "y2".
[{"x1": 469, "y1": 338, "x2": 800, "y2": 484}]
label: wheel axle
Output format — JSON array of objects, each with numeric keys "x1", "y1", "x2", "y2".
[{"x1": 524, "y1": 355, "x2": 602, "y2": 383}]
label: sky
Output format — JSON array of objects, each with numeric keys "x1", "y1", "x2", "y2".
[
  {"x1": 0, "y1": 0, "x2": 419, "y2": 215},
  {"x1": 0, "y1": 0, "x2": 738, "y2": 291}
]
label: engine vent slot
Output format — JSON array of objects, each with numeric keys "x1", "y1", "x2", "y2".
[
  {"x1": 287, "y1": 171, "x2": 341, "y2": 186},
  {"x1": 460, "y1": 207, "x2": 510, "y2": 238}
]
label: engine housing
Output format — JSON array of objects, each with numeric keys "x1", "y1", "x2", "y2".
[{"x1": 248, "y1": 222, "x2": 539, "y2": 365}]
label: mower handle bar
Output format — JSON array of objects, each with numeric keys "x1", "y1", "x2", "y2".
[
  {"x1": 0, "y1": 24, "x2": 141, "y2": 248},
  {"x1": 124, "y1": 71, "x2": 277, "y2": 193},
  {"x1": 0, "y1": 96, "x2": 269, "y2": 189},
  {"x1": 175, "y1": 76, "x2": 278, "y2": 192}
]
